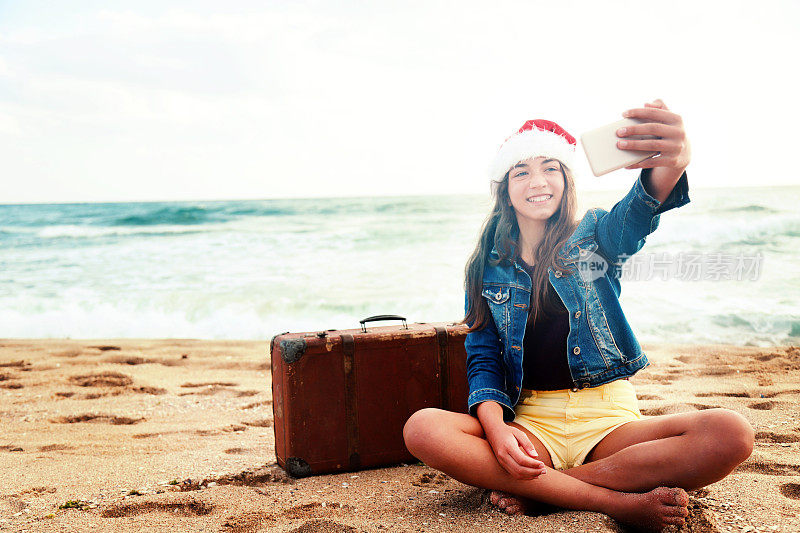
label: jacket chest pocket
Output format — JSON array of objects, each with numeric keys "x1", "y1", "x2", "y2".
[
  {"x1": 482, "y1": 286, "x2": 511, "y2": 332},
  {"x1": 584, "y1": 289, "x2": 627, "y2": 365}
]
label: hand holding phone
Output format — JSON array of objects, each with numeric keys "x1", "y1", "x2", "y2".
[{"x1": 580, "y1": 117, "x2": 660, "y2": 177}]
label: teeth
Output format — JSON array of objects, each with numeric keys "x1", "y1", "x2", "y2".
[{"x1": 527, "y1": 195, "x2": 552, "y2": 203}]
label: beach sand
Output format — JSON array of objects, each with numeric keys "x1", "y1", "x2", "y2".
[{"x1": 1, "y1": 339, "x2": 798, "y2": 532}]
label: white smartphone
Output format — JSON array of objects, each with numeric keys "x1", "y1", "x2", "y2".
[{"x1": 580, "y1": 118, "x2": 660, "y2": 177}]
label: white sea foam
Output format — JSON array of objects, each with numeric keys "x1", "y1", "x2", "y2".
[{"x1": 1, "y1": 187, "x2": 798, "y2": 344}]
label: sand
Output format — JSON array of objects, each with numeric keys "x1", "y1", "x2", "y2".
[{"x1": 0, "y1": 339, "x2": 798, "y2": 532}]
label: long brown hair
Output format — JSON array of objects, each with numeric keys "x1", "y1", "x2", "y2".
[{"x1": 461, "y1": 160, "x2": 579, "y2": 332}]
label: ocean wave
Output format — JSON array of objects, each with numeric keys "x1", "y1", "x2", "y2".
[
  {"x1": 0, "y1": 301, "x2": 434, "y2": 340},
  {"x1": 713, "y1": 204, "x2": 780, "y2": 214},
  {"x1": 34, "y1": 225, "x2": 207, "y2": 239},
  {"x1": 110, "y1": 205, "x2": 225, "y2": 226},
  {"x1": 1, "y1": 292, "x2": 796, "y2": 346}
]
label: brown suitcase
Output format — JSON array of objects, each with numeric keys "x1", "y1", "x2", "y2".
[{"x1": 270, "y1": 315, "x2": 468, "y2": 477}]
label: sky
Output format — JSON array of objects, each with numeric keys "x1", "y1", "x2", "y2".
[{"x1": 1, "y1": 0, "x2": 798, "y2": 204}]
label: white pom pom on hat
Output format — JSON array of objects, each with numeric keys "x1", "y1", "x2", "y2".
[{"x1": 488, "y1": 119, "x2": 577, "y2": 182}]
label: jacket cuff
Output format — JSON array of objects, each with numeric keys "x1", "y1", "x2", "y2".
[
  {"x1": 468, "y1": 388, "x2": 516, "y2": 423},
  {"x1": 634, "y1": 168, "x2": 691, "y2": 216}
]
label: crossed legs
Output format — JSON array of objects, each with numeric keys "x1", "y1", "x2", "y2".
[{"x1": 402, "y1": 407, "x2": 754, "y2": 530}]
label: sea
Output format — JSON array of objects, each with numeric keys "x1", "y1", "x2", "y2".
[{"x1": 1, "y1": 185, "x2": 798, "y2": 346}]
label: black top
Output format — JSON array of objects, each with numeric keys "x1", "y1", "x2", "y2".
[{"x1": 519, "y1": 260, "x2": 574, "y2": 391}]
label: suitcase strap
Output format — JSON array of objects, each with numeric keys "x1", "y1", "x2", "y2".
[
  {"x1": 341, "y1": 334, "x2": 361, "y2": 470},
  {"x1": 434, "y1": 326, "x2": 451, "y2": 411}
]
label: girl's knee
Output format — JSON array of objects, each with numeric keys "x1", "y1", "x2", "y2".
[
  {"x1": 699, "y1": 408, "x2": 754, "y2": 464},
  {"x1": 403, "y1": 408, "x2": 445, "y2": 457}
]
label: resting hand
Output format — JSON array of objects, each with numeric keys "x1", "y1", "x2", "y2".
[
  {"x1": 616, "y1": 99, "x2": 692, "y2": 173},
  {"x1": 485, "y1": 424, "x2": 547, "y2": 480}
]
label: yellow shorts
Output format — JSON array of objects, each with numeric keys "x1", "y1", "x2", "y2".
[{"x1": 512, "y1": 379, "x2": 643, "y2": 470}]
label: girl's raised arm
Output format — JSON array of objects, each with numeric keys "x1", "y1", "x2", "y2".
[{"x1": 595, "y1": 99, "x2": 693, "y2": 271}]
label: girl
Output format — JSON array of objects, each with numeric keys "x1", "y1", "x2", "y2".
[{"x1": 403, "y1": 100, "x2": 755, "y2": 531}]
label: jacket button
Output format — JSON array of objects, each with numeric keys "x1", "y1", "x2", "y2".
[
  {"x1": 571, "y1": 386, "x2": 579, "y2": 392},
  {"x1": 573, "y1": 346, "x2": 580, "y2": 355},
  {"x1": 554, "y1": 271, "x2": 562, "y2": 278},
  {"x1": 574, "y1": 311, "x2": 581, "y2": 318}
]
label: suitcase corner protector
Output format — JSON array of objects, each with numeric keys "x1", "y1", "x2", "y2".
[
  {"x1": 285, "y1": 456, "x2": 312, "y2": 478},
  {"x1": 279, "y1": 338, "x2": 308, "y2": 364}
]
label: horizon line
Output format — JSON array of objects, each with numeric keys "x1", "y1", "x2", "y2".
[{"x1": 2, "y1": 183, "x2": 799, "y2": 207}]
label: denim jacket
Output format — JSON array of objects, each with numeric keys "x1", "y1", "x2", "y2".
[{"x1": 464, "y1": 169, "x2": 691, "y2": 422}]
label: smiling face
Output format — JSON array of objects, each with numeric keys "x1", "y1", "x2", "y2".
[{"x1": 507, "y1": 156, "x2": 566, "y2": 224}]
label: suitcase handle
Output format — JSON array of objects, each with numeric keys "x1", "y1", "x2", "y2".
[{"x1": 359, "y1": 314, "x2": 408, "y2": 333}]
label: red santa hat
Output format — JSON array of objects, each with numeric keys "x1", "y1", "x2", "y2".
[{"x1": 488, "y1": 119, "x2": 577, "y2": 182}]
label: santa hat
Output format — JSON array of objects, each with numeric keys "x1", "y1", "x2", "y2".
[{"x1": 488, "y1": 119, "x2": 577, "y2": 182}]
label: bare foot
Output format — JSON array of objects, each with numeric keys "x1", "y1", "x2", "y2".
[
  {"x1": 488, "y1": 490, "x2": 528, "y2": 516},
  {"x1": 609, "y1": 487, "x2": 690, "y2": 531}
]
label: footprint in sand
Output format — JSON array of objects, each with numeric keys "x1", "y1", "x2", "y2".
[
  {"x1": 82, "y1": 392, "x2": 115, "y2": 400},
  {"x1": 640, "y1": 373, "x2": 674, "y2": 384},
  {"x1": 181, "y1": 381, "x2": 239, "y2": 388},
  {"x1": 104, "y1": 355, "x2": 151, "y2": 365},
  {"x1": 66, "y1": 372, "x2": 164, "y2": 396},
  {"x1": 38, "y1": 444, "x2": 74, "y2": 452},
  {"x1": 0, "y1": 445, "x2": 24, "y2": 452},
  {"x1": 736, "y1": 461, "x2": 800, "y2": 476},
  {"x1": 290, "y1": 519, "x2": 357, "y2": 532},
  {"x1": 194, "y1": 429, "x2": 223, "y2": 436},
  {"x1": 748, "y1": 401, "x2": 775, "y2": 410},
  {"x1": 133, "y1": 431, "x2": 185, "y2": 439},
  {"x1": 0, "y1": 360, "x2": 29, "y2": 368},
  {"x1": 191, "y1": 425, "x2": 247, "y2": 437},
  {"x1": 18, "y1": 486, "x2": 57, "y2": 496},
  {"x1": 703, "y1": 367, "x2": 736, "y2": 377},
  {"x1": 761, "y1": 389, "x2": 800, "y2": 398},
  {"x1": 128, "y1": 386, "x2": 167, "y2": 395},
  {"x1": 780, "y1": 483, "x2": 800, "y2": 500},
  {"x1": 243, "y1": 419, "x2": 273, "y2": 428},
  {"x1": 51, "y1": 413, "x2": 144, "y2": 425},
  {"x1": 224, "y1": 447, "x2": 250, "y2": 455},
  {"x1": 242, "y1": 400, "x2": 273, "y2": 410},
  {"x1": 686, "y1": 403, "x2": 722, "y2": 411},
  {"x1": 636, "y1": 394, "x2": 663, "y2": 401},
  {"x1": 0, "y1": 382, "x2": 23, "y2": 389},
  {"x1": 212, "y1": 361, "x2": 269, "y2": 371},
  {"x1": 413, "y1": 472, "x2": 450, "y2": 486},
  {"x1": 640, "y1": 404, "x2": 703, "y2": 416},
  {"x1": 695, "y1": 391, "x2": 751, "y2": 398},
  {"x1": 755, "y1": 431, "x2": 800, "y2": 443},
  {"x1": 69, "y1": 371, "x2": 133, "y2": 387},
  {"x1": 100, "y1": 498, "x2": 213, "y2": 518},
  {"x1": 753, "y1": 353, "x2": 781, "y2": 362},
  {"x1": 178, "y1": 382, "x2": 248, "y2": 397},
  {"x1": 89, "y1": 345, "x2": 121, "y2": 351},
  {"x1": 221, "y1": 510, "x2": 277, "y2": 532},
  {"x1": 52, "y1": 349, "x2": 83, "y2": 358},
  {"x1": 281, "y1": 501, "x2": 353, "y2": 520}
]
